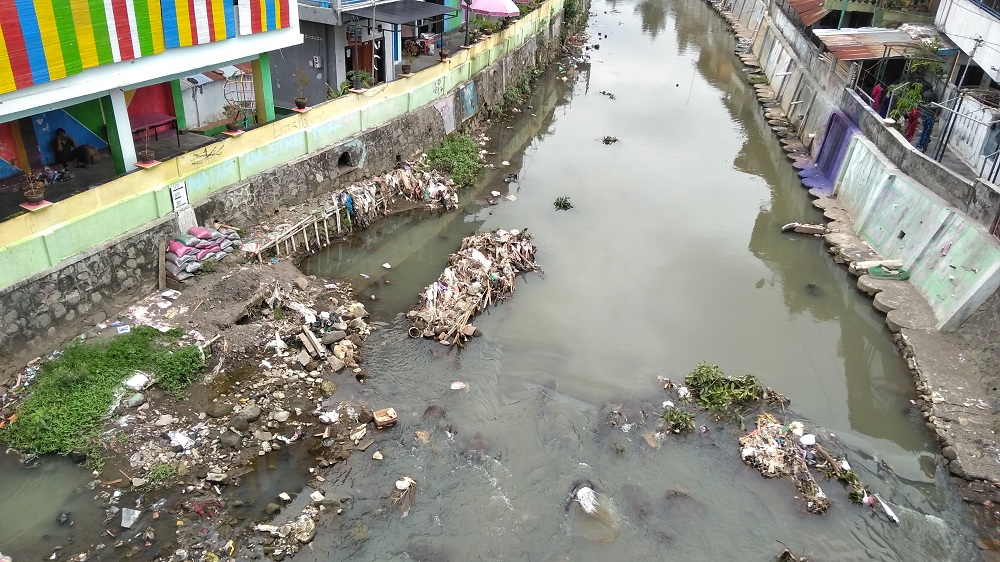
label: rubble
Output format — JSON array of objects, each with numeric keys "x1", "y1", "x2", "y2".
[{"x1": 407, "y1": 230, "x2": 541, "y2": 344}]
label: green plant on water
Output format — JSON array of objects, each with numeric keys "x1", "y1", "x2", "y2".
[
  {"x1": 1, "y1": 326, "x2": 204, "y2": 467},
  {"x1": 662, "y1": 408, "x2": 695, "y2": 432},
  {"x1": 145, "y1": 463, "x2": 178, "y2": 488},
  {"x1": 747, "y1": 73, "x2": 769, "y2": 85},
  {"x1": 554, "y1": 196, "x2": 573, "y2": 210},
  {"x1": 683, "y1": 362, "x2": 775, "y2": 415},
  {"x1": 426, "y1": 134, "x2": 482, "y2": 187}
]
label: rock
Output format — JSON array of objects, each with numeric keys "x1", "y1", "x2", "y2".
[
  {"x1": 255, "y1": 430, "x2": 274, "y2": 442},
  {"x1": 296, "y1": 350, "x2": 312, "y2": 367},
  {"x1": 271, "y1": 411, "x2": 290, "y2": 423},
  {"x1": 205, "y1": 472, "x2": 228, "y2": 483},
  {"x1": 292, "y1": 516, "x2": 316, "y2": 543},
  {"x1": 132, "y1": 478, "x2": 148, "y2": 487},
  {"x1": 320, "y1": 381, "x2": 338, "y2": 397},
  {"x1": 310, "y1": 491, "x2": 325, "y2": 502},
  {"x1": 239, "y1": 405, "x2": 263, "y2": 422},
  {"x1": 326, "y1": 356, "x2": 345, "y2": 372},
  {"x1": 230, "y1": 416, "x2": 250, "y2": 432},
  {"x1": 347, "y1": 303, "x2": 368, "y2": 319},
  {"x1": 205, "y1": 402, "x2": 235, "y2": 418},
  {"x1": 332, "y1": 321, "x2": 348, "y2": 331},
  {"x1": 56, "y1": 511, "x2": 72, "y2": 525},
  {"x1": 372, "y1": 451, "x2": 383, "y2": 460},
  {"x1": 358, "y1": 409, "x2": 374, "y2": 424},
  {"x1": 278, "y1": 492, "x2": 292, "y2": 502},
  {"x1": 461, "y1": 325, "x2": 477, "y2": 337},
  {"x1": 348, "y1": 318, "x2": 367, "y2": 331},
  {"x1": 126, "y1": 393, "x2": 146, "y2": 408},
  {"x1": 295, "y1": 277, "x2": 309, "y2": 291},
  {"x1": 942, "y1": 446, "x2": 958, "y2": 461},
  {"x1": 320, "y1": 331, "x2": 348, "y2": 345},
  {"x1": 219, "y1": 430, "x2": 242, "y2": 449},
  {"x1": 154, "y1": 414, "x2": 174, "y2": 427},
  {"x1": 265, "y1": 503, "x2": 282, "y2": 515}
]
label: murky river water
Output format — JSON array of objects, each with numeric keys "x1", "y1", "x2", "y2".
[
  {"x1": 298, "y1": 0, "x2": 981, "y2": 559},
  {"x1": 0, "y1": 0, "x2": 981, "y2": 560}
]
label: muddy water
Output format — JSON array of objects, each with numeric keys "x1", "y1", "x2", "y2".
[{"x1": 298, "y1": 0, "x2": 981, "y2": 559}]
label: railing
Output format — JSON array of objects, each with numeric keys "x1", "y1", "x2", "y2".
[
  {"x1": 299, "y1": 0, "x2": 396, "y2": 11},
  {"x1": 965, "y1": 0, "x2": 1000, "y2": 20}
]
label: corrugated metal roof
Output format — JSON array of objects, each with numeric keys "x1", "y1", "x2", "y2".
[
  {"x1": 179, "y1": 63, "x2": 253, "y2": 91},
  {"x1": 787, "y1": 0, "x2": 828, "y2": 27},
  {"x1": 813, "y1": 26, "x2": 949, "y2": 61}
]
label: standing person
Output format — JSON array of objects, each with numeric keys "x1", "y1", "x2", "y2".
[{"x1": 51, "y1": 128, "x2": 85, "y2": 170}]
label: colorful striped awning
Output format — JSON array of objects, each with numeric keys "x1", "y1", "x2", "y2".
[{"x1": 0, "y1": 0, "x2": 291, "y2": 95}]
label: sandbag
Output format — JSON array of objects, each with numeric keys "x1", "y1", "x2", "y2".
[
  {"x1": 168, "y1": 240, "x2": 197, "y2": 256},
  {"x1": 184, "y1": 261, "x2": 203, "y2": 273},
  {"x1": 167, "y1": 270, "x2": 193, "y2": 281},
  {"x1": 195, "y1": 239, "x2": 218, "y2": 249},
  {"x1": 165, "y1": 252, "x2": 194, "y2": 266},
  {"x1": 165, "y1": 261, "x2": 183, "y2": 277},
  {"x1": 195, "y1": 246, "x2": 220, "y2": 260},
  {"x1": 188, "y1": 226, "x2": 213, "y2": 239},
  {"x1": 172, "y1": 234, "x2": 201, "y2": 247},
  {"x1": 197, "y1": 250, "x2": 217, "y2": 261}
]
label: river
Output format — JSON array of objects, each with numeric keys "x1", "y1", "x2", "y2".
[{"x1": 296, "y1": 0, "x2": 982, "y2": 559}]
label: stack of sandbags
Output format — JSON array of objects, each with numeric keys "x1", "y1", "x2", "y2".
[{"x1": 165, "y1": 226, "x2": 242, "y2": 281}]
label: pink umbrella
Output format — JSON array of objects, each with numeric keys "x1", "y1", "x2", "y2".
[{"x1": 467, "y1": 0, "x2": 519, "y2": 17}]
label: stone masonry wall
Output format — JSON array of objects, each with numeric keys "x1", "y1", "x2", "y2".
[
  {"x1": 958, "y1": 291, "x2": 1000, "y2": 393},
  {"x1": 0, "y1": 16, "x2": 563, "y2": 384}
]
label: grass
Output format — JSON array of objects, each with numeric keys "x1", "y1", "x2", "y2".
[
  {"x1": 554, "y1": 197, "x2": 573, "y2": 210},
  {"x1": 145, "y1": 463, "x2": 178, "y2": 488},
  {"x1": 426, "y1": 135, "x2": 482, "y2": 188},
  {"x1": 1, "y1": 326, "x2": 204, "y2": 467}
]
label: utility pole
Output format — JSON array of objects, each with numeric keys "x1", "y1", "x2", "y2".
[{"x1": 956, "y1": 36, "x2": 983, "y2": 89}]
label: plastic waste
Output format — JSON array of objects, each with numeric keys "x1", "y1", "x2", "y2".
[{"x1": 121, "y1": 508, "x2": 141, "y2": 528}]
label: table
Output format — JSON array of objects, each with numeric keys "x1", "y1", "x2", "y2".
[{"x1": 131, "y1": 112, "x2": 180, "y2": 147}]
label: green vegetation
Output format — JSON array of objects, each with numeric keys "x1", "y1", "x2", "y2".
[
  {"x1": 504, "y1": 78, "x2": 532, "y2": 106},
  {"x1": 909, "y1": 38, "x2": 946, "y2": 78},
  {"x1": 146, "y1": 463, "x2": 178, "y2": 488},
  {"x1": 684, "y1": 362, "x2": 778, "y2": 415},
  {"x1": 747, "y1": 73, "x2": 769, "y2": 85},
  {"x1": 2, "y1": 327, "x2": 204, "y2": 467},
  {"x1": 553, "y1": 196, "x2": 573, "y2": 210},
  {"x1": 564, "y1": 0, "x2": 583, "y2": 26},
  {"x1": 888, "y1": 82, "x2": 923, "y2": 122},
  {"x1": 426, "y1": 134, "x2": 483, "y2": 187},
  {"x1": 662, "y1": 408, "x2": 695, "y2": 432}
]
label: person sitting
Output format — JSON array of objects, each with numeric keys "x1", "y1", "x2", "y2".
[{"x1": 51, "y1": 128, "x2": 87, "y2": 170}]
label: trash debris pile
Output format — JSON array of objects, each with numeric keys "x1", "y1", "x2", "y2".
[
  {"x1": 243, "y1": 161, "x2": 458, "y2": 261},
  {"x1": 739, "y1": 413, "x2": 831, "y2": 514},
  {"x1": 166, "y1": 226, "x2": 242, "y2": 282},
  {"x1": 407, "y1": 229, "x2": 541, "y2": 344}
]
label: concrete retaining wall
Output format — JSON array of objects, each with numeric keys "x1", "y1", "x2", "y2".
[
  {"x1": 839, "y1": 89, "x2": 1000, "y2": 228},
  {"x1": 0, "y1": 6, "x2": 564, "y2": 376},
  {"x1": 836, "y1": 134, "x2": 1000, "y2": 329}
]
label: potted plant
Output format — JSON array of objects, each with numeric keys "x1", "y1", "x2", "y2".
[
  {"x1": 401, "y1": 41, "x2": 420, "y2": 74},
  {"x1": 223, "y1": 104, "x2": 242, "y2": 131},
  {"x1": 292, "y1": 67, "x2": 310, "y2": 109},
  {"x1": 22, "y1": 170, "x2": 44, "y2": 203},
  {"x1": 137, "y1": 129, "x2": 155, "y2": 163},
  {"x1": 438, "y1": 48, "x2": 448, "y2": 62}
]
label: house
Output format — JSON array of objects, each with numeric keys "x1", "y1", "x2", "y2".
[
  {"x1": 268, "y1": 0, "x2": 459, "y2": 109},
  {"x1": 0, "y1": 0, "x2": 304, "y2": 187}
]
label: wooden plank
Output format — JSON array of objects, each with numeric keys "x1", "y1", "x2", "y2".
[{"x1": 158, "y1": 241, "x2": 166, "y2": 291}]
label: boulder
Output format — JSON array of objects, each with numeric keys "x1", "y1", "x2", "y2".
[
  {"x1": 320, "y1": 331, "x2": 347, "y2": 345},
  {"x1": 271, "y1": 410, "x2": 290, "y2": 423},
  {"x1": 265, "y1": 503, "x2": 282, "y2": 515},
  {"x1": 219, "y1": 430, "x2": 242, "y2": 449},
  {"x1": 230, "y1": 416, "x2": 250, "y2": 432},
  {"x1": 239, "y1": 405, "x2": 263, "y2": 422},
  {"x1": 205, "y1": 472, "x2": 228, "y2": 483},
  {"x1": 205, "y1": 402, "x2": 235, "y2": 418}
]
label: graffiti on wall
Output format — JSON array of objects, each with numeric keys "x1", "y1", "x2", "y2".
[{"x1": 458, "y1": 82, "x2": 478, "y2": 122}]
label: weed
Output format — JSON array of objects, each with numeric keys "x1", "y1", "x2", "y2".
[
  {"x1": 146, "y1": 463, "x2": 178, "y2": 488},
  {"x1": 426, "y1": 135, "x2": 482, "y2": 187},
  {"x1": 554, "y1": 196, "x2": 573, "y2": 210},
  {"x1": 1, "y1": 327, "x2": 204, "y2": 466},
  {"x1": 684, "y1": 362, "x2": 780, "y2": 416},
  {"x1": 662, "y1": 408, "x2": 695, "y2": 432}
]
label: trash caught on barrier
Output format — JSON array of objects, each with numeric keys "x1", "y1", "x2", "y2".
[{"x1": 407, "y1": 229, "x2": 541, "y2": 345}]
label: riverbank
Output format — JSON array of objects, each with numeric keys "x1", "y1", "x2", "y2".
[{"x1": 707, "y1": 0, "x2": 1000, "y2": 552}]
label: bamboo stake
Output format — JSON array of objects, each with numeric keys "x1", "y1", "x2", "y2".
[
  {"x1": 323, "y1": 216, "x2": 330, "y2": 245},
  {"x1": 303, "y1": 229, "x2": 310, "y2": 252}
]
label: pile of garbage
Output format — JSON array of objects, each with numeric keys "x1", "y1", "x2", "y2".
[
  {"x1": 407, "y1": 229, "x2": 540, "y2": 343},
  {"x1": 380, "y1": 164, "x2": 458, "y2": 210},
  {"x1": 739, "y1": 414, "x2": 831, "y2": 514},
  {"x1": 166, "y1": 226, "x2": 242, "y2": 281}
]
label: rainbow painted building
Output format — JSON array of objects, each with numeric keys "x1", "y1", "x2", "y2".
[{"x1": 0, "y1": 0, "x2": 302, "y2": 181}]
